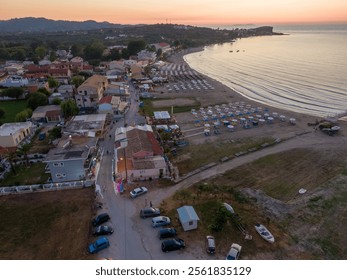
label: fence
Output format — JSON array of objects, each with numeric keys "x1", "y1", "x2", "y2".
[{"x1": 0, "y1": 180, "x2": 94, "y2": 196}]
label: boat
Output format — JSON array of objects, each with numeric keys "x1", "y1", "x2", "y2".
[
  {"x1": 223, "y1": 202, "x2": 235, "y2": 214},
  {"x1": 255, "y1": 224, "x2": 275, "y2": 243}
]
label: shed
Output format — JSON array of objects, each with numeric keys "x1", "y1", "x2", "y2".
[{"x1": 177, "y1": 205, "x2": 200, "y2": 231}]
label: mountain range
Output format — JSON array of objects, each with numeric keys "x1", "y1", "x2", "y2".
[{"x1": 0, "y1": 17, "x2": 124, "y2": 33}]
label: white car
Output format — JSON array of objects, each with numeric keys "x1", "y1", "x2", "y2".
[
  {"x1": 226, "y1": 243, "x2": 242, "y2": 260},
  {"x1": 130, "y1": 186, "x2": 148, "y2": 198}
]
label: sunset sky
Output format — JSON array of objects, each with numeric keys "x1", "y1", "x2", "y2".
[{"x1": 2, "y1": 0, "x2": 347, "y2": 25}]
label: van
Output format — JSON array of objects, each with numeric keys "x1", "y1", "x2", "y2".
[
  {"x1": 92, "y1": 213, "x2": 110, "y2": 227},
  {"x1": 206, "y1": 235, "x2": 216, "y2": 254}
]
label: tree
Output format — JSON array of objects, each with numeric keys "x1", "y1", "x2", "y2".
[
  {"x1": 7, "y1": 151, "x2": 17, "y2": 175},
  {"x1": 0, "y1": 107, "x2": 5, "y2": 118},
  {"x1": 1, "y1": 87, "x2": 24, "y2": 99},
  {"x1": 61, "y1": 99, "x2": 79, "y2": 118},
  {"x1": 71, "y1": 76, "x2": 84, "y2": 88},
  {"x1": 156, "y1": 48, "x2": 163, "y2": 57},
  {"x1": 71, "y1": 44, "x2": 83, "y2": 57},
  {"x1": 48, "y1": 77, "x2": 59, "y2": 89},
  {"x1": 52, "y1": 98, "x2": 62, "y2": 105},
  {"x1": 27, "y1": 92, "x2": 48, "y2": 110},
  {"x1": 15, "y1": 108, "x2": 32, "y2": 122},
  {"x1": 127, "y1": 40, "x2": 146, "y2": 56},
  {"x1": 17, "y1": 143, "x2": 31, "y2": 166},
  {"x1": 37, "y1": 88, "x2": 51, "y2": 97},
  {"x1": 48, "y1": 127, "x2": 62, "y2": 139},
  {"x1": 35, "y1": 46, "x2": 47, "y2": 60},
  {"x1": 84, "y1": 41, "x2": 105, "y2": 60}
]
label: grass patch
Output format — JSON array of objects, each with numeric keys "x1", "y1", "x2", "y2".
[
  {"x1": 0, "y1": 163, "x2": 50, "y2": 186},
  {"x1": 0, "y1": 188, "x2": 95, "y2": 259},
  {"x1": 139, "y1": 97, "x2": 201, "y2": 116},
  {"x1": 174, "y1": 137, "x2": 274, "y2": 175},
  {"x1": 0, "y1": 99, "x2": 28, "y2": 123}
]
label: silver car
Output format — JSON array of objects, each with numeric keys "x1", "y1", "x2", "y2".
[{"x1": 130, "y1": 186, "x2": 148, "y2": 198}]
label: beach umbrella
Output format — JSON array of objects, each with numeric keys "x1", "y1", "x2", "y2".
[
  {"x1": 227, "y1": 125, "x2": 234, "y2": 131},
  {"x1": 272, "y1": 112, "x2": 278, "y2": 118},
  {"x1": 240, "y1": 117, "x2": 246, "y2": 123},
  {"x1": 280, "y1": 115, "x2": 286, "y2": 121},
  {"x1": 264, "y1": 113, "x2": 269, "y2": 119},
  {"x1": 204, "y1": 123, "x2": 210, "y2": 127},
  {"x1": 256, "y1": 114, "x2": 262, "y2": 119},
  {"x1": 223, "y1": 120, "x2": 230, "y2": 126},
  {"x1": 289, "y1": 118, "x2": 296, "y2": 125},
  {"x1": 259, "y1": 118, "x2": 266, "y2": 125},
  {"x1": 267, "y1": 116, "x2": 274, "y2": 123}
]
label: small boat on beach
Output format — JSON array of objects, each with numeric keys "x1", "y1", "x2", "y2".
[{"x1": 255, "y1": 224, "x2": 275, "y2": 243}]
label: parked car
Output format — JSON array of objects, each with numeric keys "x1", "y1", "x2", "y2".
[
  {"x1": 226, "y1": 243, "x2": 242, "y2": 260},
  {"x1": 88, "y1": 237, "x2": 110, "y2": 254},
  {"x1": 158, "y1": 228, "x2": 177, "y2": 239},
  {"x1": 140, "y1": 207, "x2": 160, "y2": 218},
  {"x1": 130, "y1": 187, "x2": 148, "y2": 198},
  {"x1": 93, "y1": 225, "x2": 114, "y2": 236},
  {"x1": 152, "y1": 216, "x2": 171, "y2": 228},
  {"x1": 161, "y1": 238, "x2": 185, "y2": 252},
  {"x1": 206, "y1": 235, "x2": 216, "y2": 254},
  {"x1": 92, "y1": 213, "x2": 110, "y2": 227}
]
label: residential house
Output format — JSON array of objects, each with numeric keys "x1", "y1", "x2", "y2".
[
  {"x1": 31, "y1": 105, "x2": 62, "y2": 123},
  {"x1": 63, "y1": 114, "x2": 107, "y2": 138},
  {"x1": 98, "y1": 96, "x2": 121, "y2": 115},
  {"x1": 0, "y1": 75, "x2": 29, "y2": 88},
  {"x1": 44, "y1": 134, "x2": 98, "y2": 183},
  {"x1": 116, "y1": 125, "x2": 167, "y2": 181},
  {"x1": 76, "y1": 75, "x2": 108, "y2": 108},
  {"x1": 0, "y1": 122, "x2": 33, "y2": 148},
  {"x1": 152, "y1": 42, "x2": 171, "y2": 53}
]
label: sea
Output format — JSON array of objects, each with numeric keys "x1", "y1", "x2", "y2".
[{"x1": 184, "y1": 24, "x2": 347, "y2": 117}]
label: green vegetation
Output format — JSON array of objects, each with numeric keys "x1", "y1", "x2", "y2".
[
  {"x1": 139, "y1": 97, "x2": 200, "y2": 116},
  {"x1": 60, "y1": 99, "x2": 79, "y2": 118},
  {"x1": 0, "y1": 163, "x2": 50, "y2": 186},
  {"x1": 0, "y1": 100, "x2": 28, "y2": 123},
  {"x1": 174, "y1": 137, "x2": 274, "y2": 175}
]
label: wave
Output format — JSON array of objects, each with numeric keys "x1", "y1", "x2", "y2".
[{"x1": 184, "y1": 30, "x2": 347, "y2": 117}]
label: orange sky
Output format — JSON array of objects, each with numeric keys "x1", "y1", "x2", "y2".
[{"x1": 2, "y1": 0, "x2": 347, "y2": 25}]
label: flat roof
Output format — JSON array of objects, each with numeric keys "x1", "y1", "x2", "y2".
[
  {"x1": 0, "y1": 122, "x2": 32, "y2": 136},
  {"x1": 154, "y1": 111, "x2": 171, "y2": 120}
]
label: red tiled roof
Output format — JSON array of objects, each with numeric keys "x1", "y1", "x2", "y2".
[{"x1": 99, "y1": 96, "x2": 113, "y2": 104}]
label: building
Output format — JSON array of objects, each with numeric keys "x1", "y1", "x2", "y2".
[
  {"x1": 44, "y1": 134, "x2": 98, "y2": 183},
  {"x1": 98, "y1": 96, "x2": 121, "y2": 115},
  {"x1": 0, "y1": 122, "x2": 33, "y2": 148},
  {"x1": 76, "y1": 75, "x2": 108, "y2": 108},
  {"x1": 31, "y1": 105, "x2": 62, "y2": 123},
  {"x1": 115, "y1": 125, "x2": 167, "y2": 181},
  {"x1": 177, "y1": 206, "x2": 200, "y2": 231},
  {"x1": 63, "y1": 114, "x2": 107, "y2": 137},
  {"x1": 0, "y1": 75, "x2": 29, "y2": 88}
]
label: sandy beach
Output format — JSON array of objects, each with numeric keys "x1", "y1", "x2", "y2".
[{"x1": 149, "y1": 47, "x2": 347, "y2": 147}]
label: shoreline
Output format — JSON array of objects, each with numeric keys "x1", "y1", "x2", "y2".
[{"x1": 166, "y1": 47, "x2": 320, "y2": 126}]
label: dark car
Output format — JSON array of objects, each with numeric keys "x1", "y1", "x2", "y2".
[
  {"x1": 93, "y1": 225, "x2": 114, "y2": 236},
  {"x1": 88, "y1": 237, "x2": 110, "y2": 254},
  {"x1": 92, "y1": 213, "x2": 110, "y2": 227},
  {"x1": 158, "y1": 228, "x2": 177, "y2": 239},
  {"x1": 140, "y1": 207, "x2": 161, "y2": 218},
  {"x1": 161, "y1": 238, "x2": 185, "y2": 252}
]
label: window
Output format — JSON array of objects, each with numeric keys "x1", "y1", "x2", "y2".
[
  {"x1": 189, "y1": 221, "x2": 193, "y2": 226},
  {"x1": 56, "y1": 173, "x2": 62, "y2": 178},
  {"x1": 53, "y1": 162, "x2": 64, "y2": 167}
]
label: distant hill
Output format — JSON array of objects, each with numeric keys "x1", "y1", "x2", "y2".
[{"x1": 0, "y1": 17, "x2": 123, "y2": 33}]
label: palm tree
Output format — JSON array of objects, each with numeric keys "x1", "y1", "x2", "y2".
[
  {"x1": 18, "y1": 143, "x2": 31, "y2": 166},
  {"x1": 7, "y1": 150, "x2": 18, "y2": 175}
]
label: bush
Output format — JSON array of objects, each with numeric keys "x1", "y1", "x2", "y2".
[{"x1": 208, "y1": 207, "x2": 230, "y2": 232}]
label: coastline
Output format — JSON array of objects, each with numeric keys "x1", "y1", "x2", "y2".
[{"x1": 166, "y1": 47, "x2": 320, "y2": 126}]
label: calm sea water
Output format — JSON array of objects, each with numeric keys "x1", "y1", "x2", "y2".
[{"x1": 185, "y1": 24, "x2": 347, "y2": 117}]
